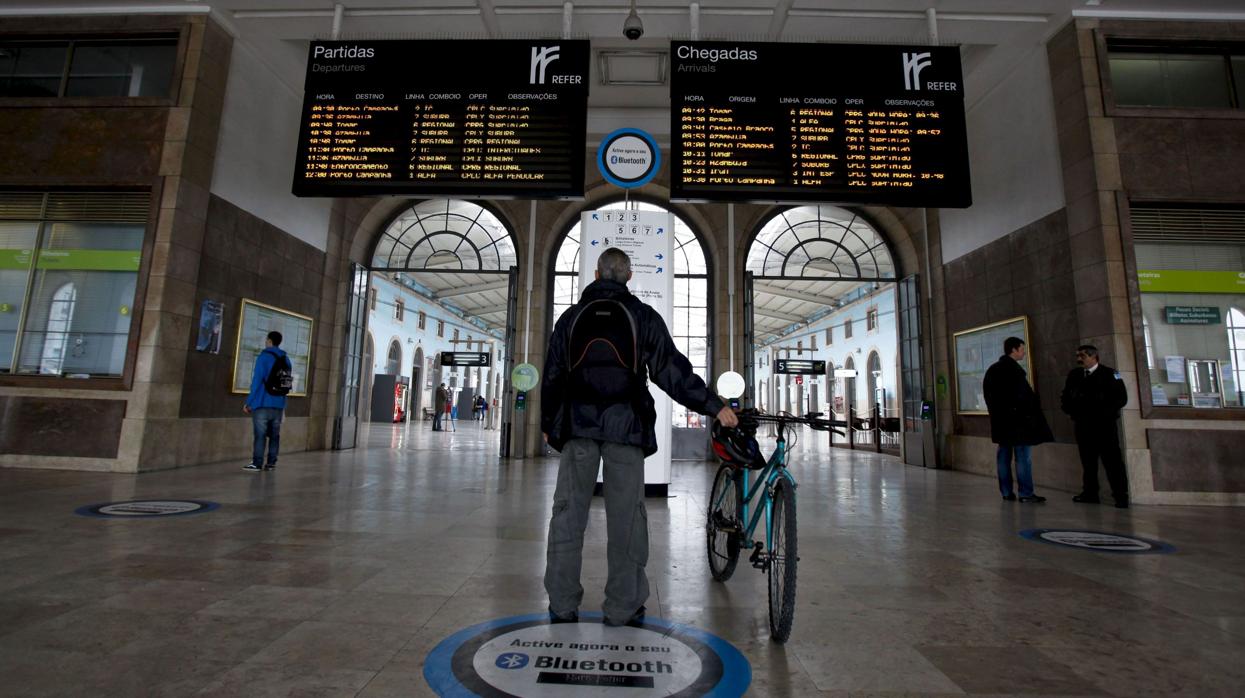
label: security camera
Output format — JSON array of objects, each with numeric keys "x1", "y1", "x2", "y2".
[{"x1": 623, "y1": 2, "x2": 643, "y2": 40}]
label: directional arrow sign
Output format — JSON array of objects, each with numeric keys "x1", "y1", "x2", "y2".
[
  {"x1": 590, "y1": 239, "x2": 599, "y2": 246},
  {"x1": 655, "y1": 253, "x2": 664, "y2": 260},
  {"x1": 656, "y1": 267, "x2": 663, "y2": 273}
]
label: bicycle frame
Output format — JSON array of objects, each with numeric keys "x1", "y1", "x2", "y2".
[{"x1": 733, "y1": 432, "x2": 798, "y2": 553}]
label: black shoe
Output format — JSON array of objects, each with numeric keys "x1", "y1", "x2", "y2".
[
  {"x1": 549, "y1": 609, "x2": 578, "y2": 624},
  {"x1": 243, "y1": 463, "x2": 261, "y2": 472},
  {"x1": 1019, "y1": 495, "x2": 1047, "y2": 503},
  {"x1": 263, "y1": 464, "x2": 276, "y2": 471},
  {"x1": 604, "y1": 605, "x2": 645, "y2": 627},
  {"x1": 1002, "y1": 494, "x2": 1017, "y2": 501},
  {"x1": 1114, "y1": 499, "x2": 1130, "y2": 509},
  {"x1": 1073, "y1": 494, "x2": 1100, "y2": 504}
]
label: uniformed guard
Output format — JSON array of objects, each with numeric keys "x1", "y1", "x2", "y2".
[{"x1": 1060, "y1": 344, "x2": 1130, "y2": 508}]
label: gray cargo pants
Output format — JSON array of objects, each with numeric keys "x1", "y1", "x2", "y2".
[{"x1": 544, "y1": 437, "x2": 649, "y2": 624}]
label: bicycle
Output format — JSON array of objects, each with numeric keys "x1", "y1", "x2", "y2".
[{"x1": 706, "y1": 408, "x2": 843, "y2": 643}]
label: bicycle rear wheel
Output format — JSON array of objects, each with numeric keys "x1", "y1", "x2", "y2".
[
  {"x1": 768, "y1": 478, "x2": 797, "y2": 642},
  {"x1": 706, "y1": 465, "x2": 743, "y2": 581}
]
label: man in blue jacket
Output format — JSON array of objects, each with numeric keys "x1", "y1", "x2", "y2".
[{"x1": 243, "y1": 331, "x2": 290, "y2": 472}]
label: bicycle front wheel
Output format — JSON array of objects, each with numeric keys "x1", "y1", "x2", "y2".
[
  {"x1": 768, "y1": 478, "x2": 797, "y2": 642},
  {"x1": 707, "y1": 465, "x2": 743, "y2": 582}
]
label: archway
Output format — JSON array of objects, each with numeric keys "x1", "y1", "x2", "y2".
[
  {"x1": 337, "y1": 198, "x2": 519, "y2": 453},
  {"x1": 549, "y1": 198, "x2": 714, "y2": 457},
  {"x1": 745, "y1": 205, "x2": 901, "y2": 452}
]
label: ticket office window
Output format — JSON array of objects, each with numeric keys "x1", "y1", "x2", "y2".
[
  {"x1": 0, "y1": 37, "x2": 178, "y2": 98},
  {"x1": 0, "y1": 193, "x2": 148, "y2": 378},
  {"x1": 1136, "y1": 241, "x2": 1245, "y2": 409}
]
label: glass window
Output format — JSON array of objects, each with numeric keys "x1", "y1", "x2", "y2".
[
  {"x1": 0, "y1": 42, "x2": 68, "y2": 97},
  {"x1": 1109, "y1": 51, "x2": 1232, "y2": 108},
  {"x1": 825, "y1": 326, "x2": 832, "y2": 344},
  {"x1": 1136, "y1": 241, "x2": 1244, "y2": 408},
  {"x1": 65, "y1": 40, "x2": 177, "y2": 97},
  {"x1": 14, "y1": 220, "x2": 144, "y2": 376},
  {"x1": 394, "y1": 298, "x2": 404, "y2": 321},
  {"x1": 552, "y1": 201, "x2": 711, "y2": 428},
  {"x1": 844, "y1": 318, "x2": 853, "y2": 339},
  {"x1": 0, "y1": 221, "x2": 38, "y2": 369},
  {"x1": 0, "y1": 38, "x2": 176, "y2": 98},
  {"x1": 418, "y1": 310, "x2": 426, "y2": 330},
  {"x1": 437, "y1": 319, "x2": 444, "y2": 337},
  {"x1": 369, "y1": 287, "x2": 377, "y2": 311},
  {"x1": 1233, "y1": 56, "x2": 1245, "y2": 107}
]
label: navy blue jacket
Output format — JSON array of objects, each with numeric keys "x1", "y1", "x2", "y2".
[
  {"x1": 247, "y1": 347, "x2": 290, "y2": 411},
  {"x1": 541, "y1": 279, "x2": 725, "y2": 456}
]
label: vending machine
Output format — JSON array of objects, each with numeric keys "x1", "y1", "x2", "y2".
[{"x1": 393, "y1": 376, "x2": 410, "y2": 422}]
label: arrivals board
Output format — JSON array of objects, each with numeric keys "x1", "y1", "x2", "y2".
[
  {"x1": 440, "y1": 352, "x2": 491, "y2": 367},
  {"x1": 774, "y1": 359, "x2": 826, "y2": 375},
  {"x1": 670, "y1": 41, "x2": 971, "y2": 207},
  {"x1": 293, "y1": 40, "x2": 589, "y2": 198}
]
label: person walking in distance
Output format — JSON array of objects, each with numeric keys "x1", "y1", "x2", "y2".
[
  {"x1": 1061, "y1": 344, "x2": 1131, "y2": 508},
  {"x1": 983, "y1": 336, "x2": 1053, "y2": 503},
  {"x1": 243, "y1": 331, "x2": 292, "y2": 472},
  {"x1": 433, "y1": 382, "x2": 448, "y2": 431},
  {"x1": 541, "y1": 248, "x2": 738, "y2": 627}
]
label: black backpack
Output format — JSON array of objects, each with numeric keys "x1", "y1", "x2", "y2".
[
  {"x1": 264, "y1": 351, "x2": 294, "y2": 396},
  {"x1": 566, "y1": 299, "x2": 641, "y2": 402}
]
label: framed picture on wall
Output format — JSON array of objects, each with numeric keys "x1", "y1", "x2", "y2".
[
  {"x1": 231, "y1": 299, "x2": 314, "y2": 396},
  {"x1": 952, "y1": 315, "x2": 1031, "y2": 415}
]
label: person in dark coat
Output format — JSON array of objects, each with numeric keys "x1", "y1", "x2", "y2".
[
  {"x1": 432, "y1": 383, "x2": 448, "y2": 431},
  {"x1": 982, "y1": 336, "x2": 1053, "y2": 503},
  {"x1": 540, "y1": 247, "x2": 737, "y2": 627},
  {"x1": 1061, "y1": 344, "x2": 1130, "y2": 508}
]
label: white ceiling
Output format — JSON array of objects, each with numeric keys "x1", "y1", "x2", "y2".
[
  {"x1": 13, "y1": 0, "x2": 1244, "y2": 340},
  {"x1": 20, "y1": 0, "x2": 1245, "y2": 143}
]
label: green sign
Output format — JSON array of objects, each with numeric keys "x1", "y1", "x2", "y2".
[
  {"x1": 1138, "y1": 270, "x2": 1245, "y2": 294},
  {"x1": 1164, "y1": 306, "x2": 1221, "y2": 325},
  {"x1": 511, "y1": 362, "x2": 540, "y2": 392},
  {"x1": 35, "y1": 249, "x2": 141, "y2": 272},
  {"x1": 0, "y1": 249, "x2": 33, "y2": 270}
]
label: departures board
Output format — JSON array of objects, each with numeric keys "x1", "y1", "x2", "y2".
[
  {"x1": 670, "y1": 41, "x2": 971, "y2": 207},
  {"x1": 292, "y1": 40, "x2": 589, "y2": 198}
]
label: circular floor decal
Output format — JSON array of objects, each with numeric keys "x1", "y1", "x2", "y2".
[
  {"x1": 75, "y1": 500, "x2": 219, "y2": 518},
  {"x1": 1020, "y1": 528, "x2": 1174, "y2": 553},
  {"x1": 424, "y1": 612, "x2": 750, "y2": 697}
]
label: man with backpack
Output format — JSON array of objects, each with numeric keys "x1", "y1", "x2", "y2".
[
  {"x1": 243, "y1": 330, "x2": 292, "y2": 472},
  {"x1": 541, "y1": 247, "x2": 738, "y2": 627}
]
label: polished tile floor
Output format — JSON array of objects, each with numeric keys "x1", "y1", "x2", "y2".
[{"x1": 2, "y1": 419, "x2": 1244, "y2": 696}]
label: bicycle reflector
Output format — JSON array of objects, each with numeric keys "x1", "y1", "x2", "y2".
[{"x1": 711, "y1": 421, "x2": 764, "y2": 469}]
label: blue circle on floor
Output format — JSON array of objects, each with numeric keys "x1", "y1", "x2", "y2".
[
  {"x1": 424, "y1": 612, "x2": 751, "y2": 697},
  {"x1": 74, "y1": 499, "x2": 220, "y2": 518},
  {"x1": 1020, "y1": 528, "x2": 1175, "y2": 553}
]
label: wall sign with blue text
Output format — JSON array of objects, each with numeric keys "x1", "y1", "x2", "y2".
[
  {"x1": 1020, "y1": 529, "x2": 1175, "y2": 554},
  {"x1": 424, "y1": 612, "x2": 750, "y2": 697}
]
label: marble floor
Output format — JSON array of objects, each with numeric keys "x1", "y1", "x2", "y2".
[{"x1": 2, "y1": 419, "x2": 1244, "y2": 697}]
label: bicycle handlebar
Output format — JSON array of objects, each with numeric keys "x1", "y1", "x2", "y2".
[{"x1": 735, "y1": 408, "x2": 846, "y2": 433}]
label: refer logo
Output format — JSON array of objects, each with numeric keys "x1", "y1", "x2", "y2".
[
  {"x1": 902, "y1": 51, "x2": 932, "y2": 90},
  {"x1": 530, "y1": 45, "x2": 561, "y2": 84}
]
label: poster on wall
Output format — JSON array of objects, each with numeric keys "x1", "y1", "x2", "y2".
[
  {"x1": 952, "y1": 316, "x2": 1030, "y2": 415},
  {"x1": 231, "y1": 299, "x2": 314, "y2": 396},
  {"x1": 195, "y1": 300, "x2": 224, "y2": 354},
  {"x1": 580, "y1": 209, "x2": 675, "y2": 487}
]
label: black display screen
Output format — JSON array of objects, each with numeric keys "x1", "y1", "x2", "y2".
[
  {"x1": 670, "y1": 41, "x2": 971, "y2": 207},
  {"x1": 293, "y1": 40, "x2": 589, "y2": 198}
]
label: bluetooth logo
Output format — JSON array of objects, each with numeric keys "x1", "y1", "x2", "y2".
[{"x1": 496, "y1": 653, "x2": 529, "y2": 669}]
